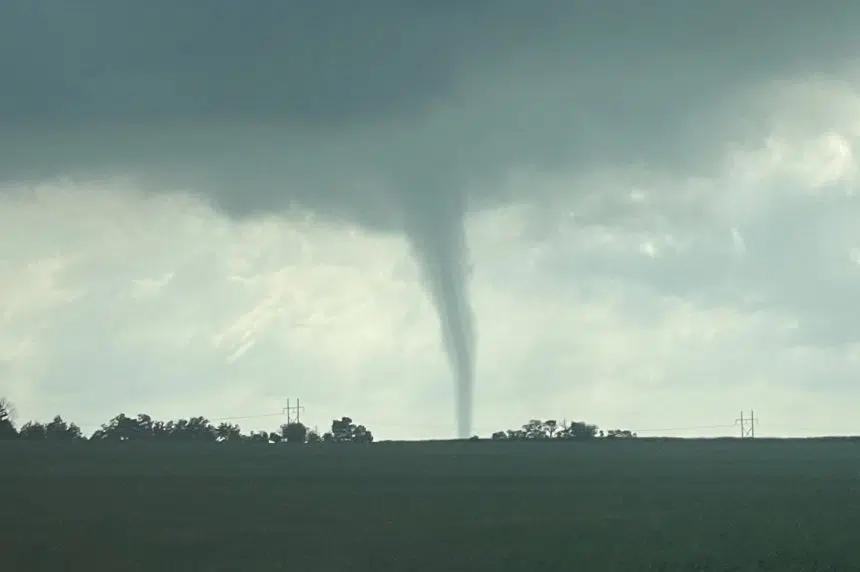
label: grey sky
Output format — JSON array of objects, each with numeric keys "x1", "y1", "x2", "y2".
[{"x1": 1, "y1": 1, "x2": 859, "y2": 438}]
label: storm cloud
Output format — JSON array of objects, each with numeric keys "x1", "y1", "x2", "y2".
[{"x1": 4, "y1": 1, "x2": 859, "y2": 201}]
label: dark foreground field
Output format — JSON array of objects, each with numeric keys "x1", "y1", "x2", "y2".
[{"x1": 2, "y1": 439, "x2": 860, "y2": 571}]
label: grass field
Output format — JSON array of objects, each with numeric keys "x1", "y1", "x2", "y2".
[{"x1": 2, "y1": 438, "x2": 860, "y2": 571}]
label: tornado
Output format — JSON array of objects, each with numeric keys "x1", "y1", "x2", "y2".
[{"x1": 400, "y1": 188, "x2": 476, "y2": 439}]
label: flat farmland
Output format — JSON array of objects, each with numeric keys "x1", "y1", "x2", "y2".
[{"x1": 2, "y1": 439, "x2": 859, "y2": 571}]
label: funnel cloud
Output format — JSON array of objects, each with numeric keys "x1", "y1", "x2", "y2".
[{"x1": 400, "y1": 186, "x2": 475, "y2": 438}]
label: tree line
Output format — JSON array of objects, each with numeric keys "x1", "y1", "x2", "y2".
[
  {"x1": 1, "y1": 397, "x2": 634, "y2": 443},
  {"x1": 0, "y1": 397, "x2": 373, "y2": 444},
  {"x1": 490, "y1": 419, "x2": 636, "y2": 440}
]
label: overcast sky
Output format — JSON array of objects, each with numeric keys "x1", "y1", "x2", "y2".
[{"x1": 2, "y1": 1, "x2": 860, "y2": 439}]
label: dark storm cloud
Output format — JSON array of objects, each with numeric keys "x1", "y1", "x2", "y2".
[
  {"x1": 2, "y1": 0, "x2": 858, "y2": 204},
  {"x1": 2, "y1": 1, "x2": 554, "y2": 129}
]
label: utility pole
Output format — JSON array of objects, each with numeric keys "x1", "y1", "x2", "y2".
[
  {"x1": 282, "y1": 398, "x2": 305, "y2": 425},
  {"x1": 735, "y1": 410, "x2": 757, "y2": 438},
  {"x1": 748, "y1": 410, "x2": 757, "y2": 438}
]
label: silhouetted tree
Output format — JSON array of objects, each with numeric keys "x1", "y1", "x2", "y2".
[
  {"x1": 324, "y1": 417, "x2": 374, "y2": 443},
  {"x1": 494, "y1": 419, "x2": 601, "y2": 441},
  {"x1": 0, "y1": 397, "x2": 17, "y2": 439},
  {"x1": 605, "y1": 429, "x2": 637, "y2": 439},
  {"x1": 89, "y1": 414, "x2": 217, "y2": 442},
  {"x1": 215, "y1": 422, "x2": 242, "y2": 442},
  {"x1": 152, "y1": 420, "x2": 171, "y2": 440},
  {"x1": 45, "y1": 415, "x2": 82, "y2": 440},
  {"x1": 522, "y1": 419, "x2": 548, "y2": 440},
  {"x1": 353, "y1": 424, "x2": 373, "y2": 443},
  {"x1": 328, "y1": 417, "x2": 350, "y2": 442},
  {"x1": 133, "y1": 414, "x2": 155, "y2": 439},
  {"x1": 93, "y1": 413, "x2": 140, "y2": 441},
  {"x1": 184, "y1": 416, "x2": 216, "y2": 441},
  {"x1": 280, "y1": 422, "x2": 308, "y2": 444},
  {"x1": 158, "y1": 417, "x2": 216, "y2": 441},
  {"x1": 506, "y1": 429, "x2": 525, "y2": 440},
  {"x1": 269, "y1": 432, "x2": 282, "y2": 444},
  {"x1": 247, "y1": 431, "x2": 269, "y2": 443},
  {"x1": 559, "y1": 421, "x2": 599, "y2": 440},
  {"x1": 19, "y1": 421, "x2": 48, "y2": 440},
  {"x1": 28, "y1": 417, "x2": 83, "y2": 440},
  {"x1": 307, "y1": 429, "x2": 322, "y2": 444},
  {"x1": 170, "y1": 419, "x2": 191, "y2": 440}
]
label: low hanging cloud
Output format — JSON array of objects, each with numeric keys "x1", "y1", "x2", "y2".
[{"x1": 2, "y1": 1, "x2": 860, "y2": 437}]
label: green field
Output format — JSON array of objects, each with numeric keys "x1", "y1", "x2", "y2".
[{"x1": 2, "y1": 439, "x2": 860, "y2": 571}]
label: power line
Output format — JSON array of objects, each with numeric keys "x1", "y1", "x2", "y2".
[
  {"x1": 74, "y1": 411, "x2": 285, "y2": 429},
  {"x1": 631, "y1": 423, "x2": 737, "y2": 434},
  {"x1": 210, "y1": 413, "x2": 284, "y2": 422}
]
